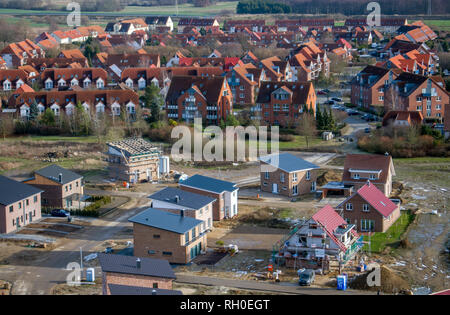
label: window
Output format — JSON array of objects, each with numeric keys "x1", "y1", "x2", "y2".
[
  {"x1": 26, "y1": 199, "x2": 29, "y2": 206},
  {"x1": 162, "y1": 251, "x2": 172, "y2": 256},
  {"x1": 264, "y1": 171, "x2": 269, "y2": 179},
  {"x1": 416, "y1": 96, "x2": 422, "y2": 102},
  {"x1": 19, "y1": 203, "x2": 22, "y2": 209},
  {"x1": 363, "y1": 204, "x2": 370, "y2": 212},
  {"x1": 353, "y1": 173, "x2": 360, "y2": 179},
  {"x1": 360, "y1": 219, "x2": 375, "y2": 232},
  {"x1": 153, "y1": 283, "x2": 158, "y2": 289},
  {"x1": 34, "y1": 196, "x2": 38, "y2": 203},
  {"x1": 346, "y1": 203, "x2": 353, "y2": 211},
  {"x1": 191, "y1": 228, "x2": 196, "y2": 239},
  {"x1": 369, "y1": 174, "x2": 376, "y2": 180},
  {"x1": 148, "y1": 250, "x2": 156, "y2": 254},
  {"x1": 306, "y1": 171, "x2": 311, "y2": 180},
  {"x1": 153, "y1": 234, "x2": 161, "y2": 239},
  {"x1": 280, "y1": 173, "x2": 285, "y2": 183},
  {"x1": 293, "y1": 173, "x2": 298, "y2": 182},
  {"x1": 9, "y1": 206, "x2": 13, "y2": 213},
  {"x1": 185, "y1": 232, "x2": 189, "y2": 244},
  {"x1": 65, "y1": 186, "x2": 68, "y2": 192}
]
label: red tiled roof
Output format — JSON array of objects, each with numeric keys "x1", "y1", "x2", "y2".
[
  {"x1": 312, "y1": 205, "x2": 348, "y2": 252},
  {"x1": 357, "y1": 182, "x2": 398, "y2": 217}
]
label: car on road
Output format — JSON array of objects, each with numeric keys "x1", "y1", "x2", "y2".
[
  {"x1": 331, "y1": 97, "x2": 342, "y2": 102},
  {"x1": 346, "y1": 109, "x2": 359, "y2": 116},
  {"x1": 331, "y1": 105, "x2": 342, "y2": 110},
  {"x1": 299, "y1": 269, "x2": 315, "y2": 286},
  {"x1": 51, "y1": 209, "x2": 70, "y2": 217},
  {"x1": 324, "y1": 100, "x2": 335, "y2": 105}
]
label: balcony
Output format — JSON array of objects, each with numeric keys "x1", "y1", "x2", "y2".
[
  {"x1": 206, "y1": 106, "x2": 217, "y2": 111},
  {"x1": 185, "y1": 231, "x2": 207, "y2": 246}
]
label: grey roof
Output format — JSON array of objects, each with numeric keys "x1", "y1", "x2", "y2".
[
  {"x1": 98, "y1": 253, "x2": 176, "y2": 279},
  {"x1": 128, "y1": 208, "x2": 202, "y2": 234},
  {"x1": 34, "y1": 164, "x2": 82, "y2": 185},
  {"x1": 260, "y1": 153, "x2": 319, "y2": 173},
  {"x1": 179, "y1": 174, "x2": 237, "y2": 194},
  {"x1": 149, "y1": 187, "x2": 215, "y2": 210},
  {"x1": 108, "y1": 284, "x2": 182, "y2": 295},
  {"x1": 0, "y1": 175, "x2": 43, "y2": 206}
]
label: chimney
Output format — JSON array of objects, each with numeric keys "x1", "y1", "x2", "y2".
[
  {"x1": 58, "y1": 173, "x2": 63, "y2": 183},
  {"x1": 136, "y1": 258, "x2": 141, "y2": 269}
]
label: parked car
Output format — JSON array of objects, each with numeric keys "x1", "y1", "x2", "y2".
[
  {"x1": 365, "y1": 127, "x2": 371, "y2": 133},
  {"x1": 51, "y1": 209, "x2": 70, "y2": 217},
  {"x1": 317, "y1": 90, "x2": 327, "y2": 95},
  {"x1": 346, "y1": 109, "x2": 359, "y2": 116},
  {"x1": 324, "y1": 100, "x2": 335, "y2": 105},
  {"x1": 331, "y1": 97, "x2": 342, "y2": 102},
  {"x1": 331, "y1": 105, "x2": 342, "y2": 110},
  {"x1": 299, "y1": 269, "x2": 315, "y2": 286}
]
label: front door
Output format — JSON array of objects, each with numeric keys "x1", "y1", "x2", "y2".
[{"x1": 272, "y1": 183, "x2": 278, "y2": 194}]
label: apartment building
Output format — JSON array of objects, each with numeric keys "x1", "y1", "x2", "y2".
[
  {"x1": 226, "y1": 63, "x2": 264, "y2": 105},
  {"x1": 41, "y1": 68, "x2": 107, "y2": 90},
  {"x1": 165, "y1": 75, "x2": 233, "y2": 125},
  {"x1": 0, "y1": 69, "x2": 29, "y2": 92},
  {"x1": 1, "y1": 40, "x2": 45, "y2": 68},
  {"x1": 252, "y1": 81, "x2": 316, "y2": 127}
]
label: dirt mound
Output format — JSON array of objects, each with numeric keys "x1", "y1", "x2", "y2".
[
  {"x1": 349, "y1": 265, "x2": 411, "y2": 294},
  {"x1": 317, "y1": 169, "x2": 342, "y2": 186},
  {"x1": 238, "y1": 207, "x2": 292, "y2": 229}
]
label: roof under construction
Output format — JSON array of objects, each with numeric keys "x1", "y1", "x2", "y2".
[{"x1": 107, "y1": 138, "x2": 160, "y2": 157}]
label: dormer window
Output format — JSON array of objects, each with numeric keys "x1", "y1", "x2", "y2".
[{"x1": 353, "y1": 173, "x2": 360, "y2": 179}]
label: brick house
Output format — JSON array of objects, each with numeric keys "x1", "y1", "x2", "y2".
[
  {"x1": 226, "y1": 63, "x2": 264, "y2": 105},
  {"x1": 23, "y1": 165, "x2": 84, "y2": 209},
  {"x1": 129, "y1": 208, "x2": 208, "y2": 264},
  {"x1": 252, "y1": 81, "x2": 316, "y2": 127},
  {"x1": 337, "y1": 181, "x2": 401, "y2": 233},
  {"x1": 344, "y1": 17, "x2": 407, "y2": 33},
  {"x1": 224, "y1": 20, "x2": 266, "y2": 33},
  {"x1": 260, "y1": 153, "x2": 319, "y2": 197},
  {"x1": 277, "y1": 205, "x2": 361, "y2": 270},
  {"x1": 145, "y1": 16, "x2": 174, "y2": 32},
  {"x1": 1, "y1": 40, "x2": 45, "y2": 68},
  {"x1": 382, "y1": 110, "x2": 423, "y2": 127},
  {"x1": 165, "y1": 75, "x2": 233, "y2": 125},
  {"x1": 177, "y1": 18, "x2": 219, "y2": 33},
  {"x1": 106, "y1": 138, "x2": 160, "y2": 184},
  {"x1": 384, "y1": 72, "x2": 449, "y2": 121},
  {"x1": 41, "y1": 68, "x2": 107, "y2": 90},
  {"x1": 0, "y1": 175, "x2": 42, "y2": 234},
  {"x1": 149, "y1": 187, "x2": 214, "y2": 232},
  {"x1": 98, "y1": 253, "x2": 176, "y2": 295},
  {"x1": 27, "y1": 57, "x2": 89, "y2": 72},
  {"x1": 8, "y1": 89, "x2": 139, "y2": 118},
  {"x1": 260, "y1": 56, "x2": 293, "y2": 82},
  {"x1": 105, "y1": 18, "x2": 149, "y2": 35},
  {"x1": 179, "y1": 174, "x2": 238, "y2": 221},
  {"x1": 289, "y1": 41, "x2": 330, "y2": 81},
  {"x1": 342, "y1": 154, "x2": 395, "y2": 197},
  {"x1": 350, "y1": 65, "x2": 401, "y2": 110}
]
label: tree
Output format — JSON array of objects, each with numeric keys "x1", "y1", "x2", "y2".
[
  {"x1": 296, "y1": 113, "x2": 317, "y2": 149},
  {"x1": 29, "y1": 101, "x2": 39, "y2": 123},
  {"x1": 40, "y1": 108, "x2": 56, "y2": 126},
  {"x1": 144, "y1": 85, "x2": 164, "y2": 124}
]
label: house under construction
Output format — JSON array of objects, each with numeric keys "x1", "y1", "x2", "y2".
[
  {"x1": 106, "y1": 138, "x2": 161, "y2": 183},
  {"x1": 273, "y1": 205, "x2": 363, "y2": 272}
]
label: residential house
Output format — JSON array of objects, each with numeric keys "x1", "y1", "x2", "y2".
[
  {"x1": 58, "y1": 49, "x2": 85, "y2": 60},
  {"x1": 241, "y1": 51, "x2": 260, "y2": 66},
  {"x1": 179, "y1": 174, "x2": 238, "y2": 221},
  {"x1": 276, "y1": 19, "x2": 334, "y2": 32},
  {"x1": 41, "y1": 68, "x2": 107, "y2": 90},
  {"x1": 384, "y1": 72, "x2": 449, "y2": 120},
  {"x1": 252, "y1": 81, "x2": 316, "y2": 127},
  {"x1": 289, "y1": 41, "x2": 330, "y2": 81},
  {"x1": 165, "y1": 75, "x2": 233, "y2": 125},
  {"x1": 23, "y1": 165, "x2": 84, "y2": 209},
  {"x1": 105, "y1": 19, "x2": 148, "y2": 35},
  {"x1": 129, "y1": 208, "x2": 208, "y2": 264},
  {"x1": 8, "y1": 89, "x2": 139, "y2": 118},
  {"x1": 0, "y1": 56, "x2": 6, "y2": 69},
  {"x1": 224, "y1": 20, "x2": 266, "y2": 33},
  {"x1": 342, "y1": 154, "x2": 395, "y2": 197},
  {"x1": 0, "y1": 175, "x2": 42, "y2": 234},
  {"x1": 350, "y1": 65, "x2": 400, "y2": 110},
  {"x1": 98, "y1": 253, "x2": 176, "y2": 295},
  {"x1": 276, "y1": 205, "x2": 362, "y2": 270},
  {"x1": 260, "y1": 56, "x2": 293, "y2": 82},
  {"x1": 396, "y1": 21, "x2": 437, "y2": 43},
  {"x1": 178, "y1": 57, "x2": 239, "y2": 72},
  {"x1": 260, "y1": 153, "x2": 319, "y2": 197},
  {"x1": 145, "y1": 16, "x2": 174, "y2": 32},
  {"x1": 149, "y1": 187, "x2": 214, "y2": 232},
  {"x1": 27, "y1": 57, "x2": 89, "y2": 72},
  {"x1": 177, "y1": 18, "x2": 219, "y2": 33},
  {"x1": 338, "y1": 181, "x2": 401, "y2": 233},
  {"x1": 344, "y1": 17, "x2": 407, "y2": 33},
  {"x1": 106, "y1": 138, "x2": 160, "y2": 184},
  {"x1": 1, "y1": 40, "x2": 45, "y2": 68},
  {"x1": 382, "y1": 110, "x2": 423, "y2": 127},
  {"x1": 0, "y1": 69, "x2": 29, "y2": 92}
]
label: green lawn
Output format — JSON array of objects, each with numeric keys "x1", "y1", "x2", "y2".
[{"x1": 363, "y1": 211, "x2": 416, "y2": 254}]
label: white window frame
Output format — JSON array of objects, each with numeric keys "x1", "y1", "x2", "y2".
[{"x1": 346, "y1": 203, "x2": 353, "y2": 211}]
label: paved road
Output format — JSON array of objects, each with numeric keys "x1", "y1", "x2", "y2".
[
  {"x1": 175, "y1": 274, "x2": 373, "y2": 295},
  {"x1": 0, "y1": 197, "x2": 151, "y2": 295}
]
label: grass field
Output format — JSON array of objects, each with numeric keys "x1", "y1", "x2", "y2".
[
  {"x1": 0, "y1": 2, "x2": 238, "y2": 17},
  {"x1": 411, "y1": 19, "x2": 450, "y2": 31},
  {"x1": 363, "y1": 211, "x2": 416, "y2": 254}
]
